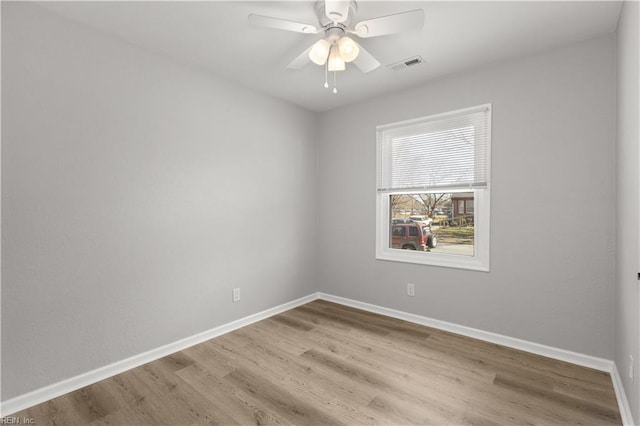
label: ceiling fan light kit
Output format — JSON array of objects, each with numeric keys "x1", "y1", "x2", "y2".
[
  {"x1": 309, "y1": 39, "x2": 331, "y2": 65},
  {"x1": 337, "y1": 36, "x2": 359, "y2": 62},
  {"x1": 248, "y1": 0, "x2": 425, "y2": 94},
  {"x1": 328, "y1": 46, "x2": 346, "y2": 71}
]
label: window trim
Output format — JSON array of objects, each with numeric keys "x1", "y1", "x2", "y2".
[{"x1": 375, "y1": 105, "x2": 491, "y2": 272}]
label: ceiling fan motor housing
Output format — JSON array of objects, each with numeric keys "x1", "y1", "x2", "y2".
[{"x1": 315, "y1": 0, "x2": 357, "y2": 28}]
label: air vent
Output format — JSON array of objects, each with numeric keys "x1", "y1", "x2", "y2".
[{"x1": 387, "y1": 56, "x2": 424, "y2": 71}]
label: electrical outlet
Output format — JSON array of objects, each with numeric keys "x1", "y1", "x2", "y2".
[
  {"x1": 629, "y1": 354, "x2": 634, "y2": 383},
  {"x1": 407, "y1": 283, "x2": 415, "y2": 297},
  {"x1": 232, "y1": 288, "x2": 241, "y2": 303}
]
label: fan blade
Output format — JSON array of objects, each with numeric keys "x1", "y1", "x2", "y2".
[
  {"x1": 325, "y1": 0, "x2": 350, "y2": 23},
  {"x1": 248, "y1": 14, "x2": 319, "y2": 34},
  {"x1": 353, "y1": 9, "x2": 424, "y2": 38},
  {"x1": 286, "y1": 45, "x2": 314, "y2": 69},
  {"x1": 352, "y1": 43, "x2": 380, "y2": 73}
]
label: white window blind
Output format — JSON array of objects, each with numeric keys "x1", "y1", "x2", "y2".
[{"x1": 377, "y1": 105, "x2": 490, "y2": 192}]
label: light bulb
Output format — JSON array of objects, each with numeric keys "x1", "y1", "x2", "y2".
[
  {"x1": 338, "y1": 37, "x2": 359, "y2": 62},
  {"x1": 309, "y1": 39, "x2": 330, "y2": 66},
  {"x1": 327, "y1": 46, "x2": 345, "y2": 71}
]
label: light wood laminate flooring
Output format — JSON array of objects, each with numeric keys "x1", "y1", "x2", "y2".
[{"x1": 14, "y1": 300, "x2": 621, "y2": 425}]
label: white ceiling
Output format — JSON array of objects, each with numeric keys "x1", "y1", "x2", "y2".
[{"x1": 37, "y1": 1, "x2": 622, "y2": 112}]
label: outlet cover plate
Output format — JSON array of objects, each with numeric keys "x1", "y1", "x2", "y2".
[{"x1": 407, "y1": 283, "x2": 415, "y2": 297}]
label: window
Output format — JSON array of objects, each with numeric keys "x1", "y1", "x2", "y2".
[
  {"x1": 376, "y1": 104, "x2": 491, "y2": 271},
  {"x1": 466, "y1": 199, "x2": 474, "y2": 214}
]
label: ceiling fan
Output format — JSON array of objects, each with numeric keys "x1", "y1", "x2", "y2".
[{"x1": 248, "y1": 1, "x2": 424, "y2": 92}]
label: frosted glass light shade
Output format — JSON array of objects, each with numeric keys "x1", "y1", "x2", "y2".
[
  {"x1": 327, "y1": 46, "x2": 345, "y2": 71},
  {"x1": 338, "y1": 36, "x2": 359, "y2": 62},
  {"x1": 309, "y1": 39, "x2": 331, "y2": 65}
]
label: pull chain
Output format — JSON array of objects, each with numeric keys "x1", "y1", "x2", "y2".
[
  {"x1": 324, "y1": 62, "x2": 329, "y2": 89},
  {"x1": 332, "y1": 71, "x2": 338, "y2": 94}
]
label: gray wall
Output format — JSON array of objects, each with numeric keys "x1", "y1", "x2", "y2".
[
  {"x1": 318, "y1": 35, "x2": 617, "y2": 359},
  {"x1": 615, "y1": 0, "x2": 639, "y2": 421},
  {"x1": 1, "y1": 0, "x2": 629, "y2": 408},
  {"x1": 1, "y1": 2, "x2": 317, "y2": 400}
]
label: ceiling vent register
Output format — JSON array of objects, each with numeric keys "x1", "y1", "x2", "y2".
[{"x1": 388, "y1": 56, "x2": 424, "y2": 71}]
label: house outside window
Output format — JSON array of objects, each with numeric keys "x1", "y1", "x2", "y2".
[
  {"x1": 376, "y1": 104, "x2": 491, "y2": 271},
  {"x1": 452, "y1": 192, "x2": 474, "y2": 225}
]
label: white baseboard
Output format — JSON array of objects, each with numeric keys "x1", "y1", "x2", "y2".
[
  {"x1": 318, "y1": 293, "x2": 613, "y2": 371},
  {"x1": 0, "y1": 293, "x2": 318, "y2": 417},
  {"x1": 2, "y1": 291, "x2": 635, "y2": 425},
  {"x1": 318, "y1": 292, "x2": 635, "y2": 425},
  {"x1": 610, "y1": 363, "x2": 637, "y2": 426}
]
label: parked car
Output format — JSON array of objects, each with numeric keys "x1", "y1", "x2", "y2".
[
  {"x1": 392, "y1": 218, "x2": 413, "y2": 224},
  {"x1": 391, "y1": 223, "x2": 438, "y2": 250},
  {"x1": 409, "y1": 215, "x2": 433, "y2": 225}
]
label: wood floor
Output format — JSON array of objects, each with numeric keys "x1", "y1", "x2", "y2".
[{"x1": 14, "y1": 300, "x2": 621, "y2": 425}]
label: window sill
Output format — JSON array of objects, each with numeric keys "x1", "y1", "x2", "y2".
[{"x1": 375, "y1": 247, "x2": 490, "y2": 272}]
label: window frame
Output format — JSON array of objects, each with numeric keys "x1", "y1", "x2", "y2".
[{"x1": 375, "y1": 105, "x2": 491, "y2": 272}]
